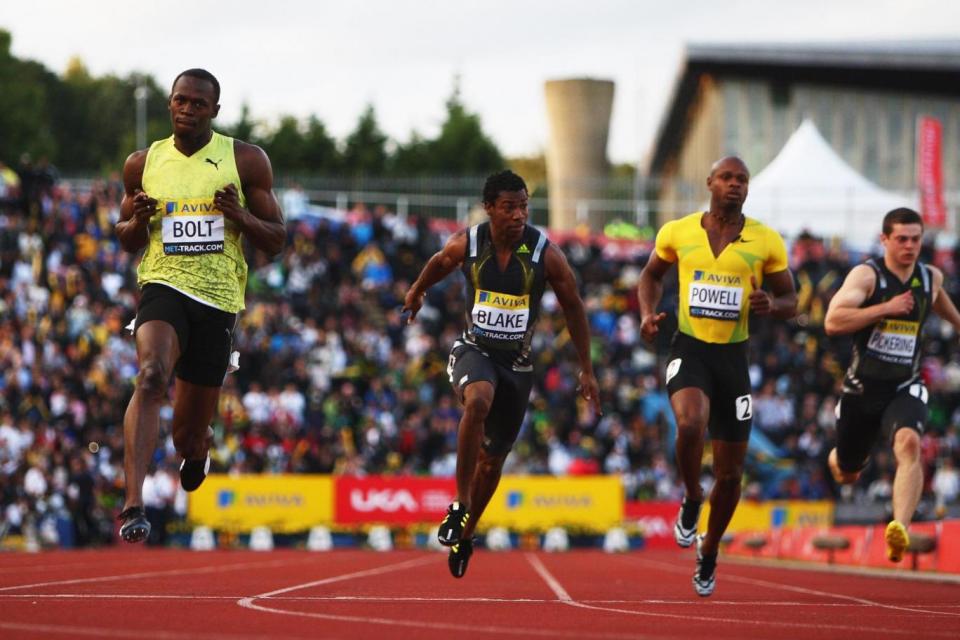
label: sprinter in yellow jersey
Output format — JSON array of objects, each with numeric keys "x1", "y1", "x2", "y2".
[
  {"x1": 114, "y1": 69, "x2": 285, "y2": 543},
  {"x1": 638, "y1": 157, "x2": 796, "y2": 596}
]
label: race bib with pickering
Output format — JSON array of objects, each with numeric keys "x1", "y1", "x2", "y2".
[
  {"x1": 867, "y1": 319, "x2": 919, "y2": 364},
  {"x1": 471, "y1": 289, "x2": 530, "y2": 341},
  {"x1": 161, "y1": 198, "x2": 225, "y2": 255},
  {"x1": 687, "y1": 270, "x2": 743, "y2": 321}
]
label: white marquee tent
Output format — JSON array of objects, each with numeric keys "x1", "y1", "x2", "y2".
[{"x1": 743, "y1": 120, "x2": 916, "y2": 250}]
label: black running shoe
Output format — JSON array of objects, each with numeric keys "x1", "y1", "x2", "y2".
[
  {"x1": 674, "y1": 496, "x2": 702, "y2": 548},
  {"x1": 448, "y1": 538, "x2": 474, "y2": 578},
  {"x1": 180, "y1": 452, "x2": 211, "y2": 492},
  {"x1": 118, "y1": 506, "x2": 151, "y2": 544},
  {"x1": 693, "y1": 535, "x2": 717, "y2": 597},
  {"x1": 437, "y1": 501, "x2": 470, "y2": 547}
]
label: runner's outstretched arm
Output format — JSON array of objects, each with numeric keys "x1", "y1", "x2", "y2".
[{"x1": 402, "y1": 230, "x2": 468, "y2": 323}]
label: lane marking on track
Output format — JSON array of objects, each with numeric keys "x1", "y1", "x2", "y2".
[
  {"x1": 0, "y1": 557, "x2": 326, "y2": 592},
  {"x1": 632, "y1": 555, "x2": 960, "y2": 618},
  {"x1": 235, "y1": 555, "x2": 654, "y2": 639},
  {"x1": 5, "y1": 592, "x2": 960, "y2": 607},
  {"x1": 525, "y1": 553, "x2": 960, "y2": 638},
  {"x1": 0, "y1": 621, "x2": 317, "y2": 640}
]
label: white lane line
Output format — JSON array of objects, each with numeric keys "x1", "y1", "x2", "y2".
[
  {"x1": 6, "y1": 592, "x2": 960, "y2": 607},
  {"x1": 235, "y1": 554, "x2": 650, "y2": 639},
  {"x1": 0, "y1": 621, "x2": 316, "y2": 640},
  {"x1": 0, "y1": 557, "x2": 320, "y2": 592},
  {"x1": 524, "y1": 553, "x2": 959, "y2": 638},
  {"x1": 633, "y1": 555, "x2": 960, "y2": 618},
  {"x1": 526, "y1": 553, "x2": 573, "y2": 601}
]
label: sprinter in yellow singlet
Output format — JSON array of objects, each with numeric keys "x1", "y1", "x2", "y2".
[
  {"x1": 638, "y1": 157, "x2": 797, "y2": 596},
  {"x1": 114, "y1": 69, "x2": 285, "y2": 543}
]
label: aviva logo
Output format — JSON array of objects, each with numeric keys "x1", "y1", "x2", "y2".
[
  {"x1": 693, "y1": 270, "x2": 741, "y2": 285},
  {"x1": 517, "y1": 244, "x2": 530, "y2": 254},
  {"x1": 165, "y1": 198, "x2": 218, "y2": 215},
  {"x1": 477, "y1": 290, "x2": 528, "y2": 309}
]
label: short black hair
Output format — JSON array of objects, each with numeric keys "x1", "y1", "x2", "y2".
[
  {"x1": 483, "y1": 170, "x2": 527, "y2": 205},
  {"x1": 882, "y1": 207, "x2": 923, "y2": 236},
  {"x1": 172, "y1": 68, "x2": 220, "y2": 103}
]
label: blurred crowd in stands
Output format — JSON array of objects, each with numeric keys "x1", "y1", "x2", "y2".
[{"x1": 2, "y1": 160, "x2": 960, "y2": 548}]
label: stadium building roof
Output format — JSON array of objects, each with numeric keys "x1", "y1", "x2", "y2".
[{"x1": 649, "y1": 40, "x2": 960, "y2": 176}]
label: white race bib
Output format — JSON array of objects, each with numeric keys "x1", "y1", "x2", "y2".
[
  {"x1": 471, "y1": 290, "x2": 529, "y2": 341},
  {"x1": 867, "y1": 319, "x2": 919, "y2": 363},
  {"x1": 161, "y1": 198, "x2": 225, "y2": 255},
  {"x1": 688, "y1": 281, "x2": 742, "y2": 320}
]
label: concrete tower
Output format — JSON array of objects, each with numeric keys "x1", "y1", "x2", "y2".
[{"x1": 544, "y1": 78, "x2": 615, "y2": 232}]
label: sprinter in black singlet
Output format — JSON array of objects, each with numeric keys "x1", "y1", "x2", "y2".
[
  {"x1": 402, "y1": 170, "x2": 601, "y2": 578},
  {"x1": 825, "y1": 208, "x2": 960, "y2": 562}
]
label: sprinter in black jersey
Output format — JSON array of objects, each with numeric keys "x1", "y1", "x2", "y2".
[
  {"x1": 402, "y1": 170, "x2": 601, "y2": 578},
  {"x1": 825, "y1": 208, "x2": 960, "y2": 562}
]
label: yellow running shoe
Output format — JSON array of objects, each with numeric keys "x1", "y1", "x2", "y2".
[{"x1": 885, "y1": 520, "x2": 909, "y2": 563}]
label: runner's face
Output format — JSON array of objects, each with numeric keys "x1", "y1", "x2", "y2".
[
  {"x1": 169, "y1": 76, "x2": 219, "y2": 137},
  {"x1": 707, "y1": 160, "x2": 749, "y2": 208},
  {"x1": 486, "y1": 190, "x2": 528, "y2": 241},
  {"x1": 882, "y1": 223, "x2": 923, "y2": 268}
]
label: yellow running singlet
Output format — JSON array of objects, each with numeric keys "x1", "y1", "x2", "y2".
[
  {"x1": 138, "y1": 131, "x2": 247, "y2": 312},
  {"x1": 654, "y1": 212, "x2": 788, "y2": 344}
]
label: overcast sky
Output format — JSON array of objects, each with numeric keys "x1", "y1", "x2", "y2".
[{"x1": 4, "y1": 0, "x2": 959, "y2": 164}]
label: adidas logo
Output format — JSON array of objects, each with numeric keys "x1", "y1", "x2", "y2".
[
  {"x1": 517, "y1": 244, "x2": 530, "y2": 254},
  {"x1": 911, "y1": 277, "x2": 921, "y2": 287}
]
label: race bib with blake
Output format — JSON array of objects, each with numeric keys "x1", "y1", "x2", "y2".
[
  {"x1": 471, "y1": 290, "x2": 530, "y2": 341},
  {"x1": 161, "y1": 198, "x2": 225, "y2": 255},
  {"x1": 688, "y1": 270, "x2": 743, "y2": 321},
  {"x1": 867, "y1": 319, "x2": 919, "y2": 365}
]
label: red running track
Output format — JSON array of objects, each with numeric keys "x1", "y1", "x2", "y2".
[{"x1": 0, "y1": 547, "x2": 958, "y2": 639}]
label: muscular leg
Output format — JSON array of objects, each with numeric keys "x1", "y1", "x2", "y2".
[
  {"x1": 123, "y1": 321, "x2": 180, "y2": 511},
  {"x1": 171, "y1": 378, "x2": 221, "y2": 461},
  {"x1": 700, "y1": 439, "x2": 749, "y2": 556},
  {"x1": 891, "y1": 428, "x2": 922, "y2": 526},
  {"x1": 671, "y1": 388, "x2": 710, "y2": 503},
  {"x1": 462, "y1": 449, "x2": 508, "y2": 539},
  {"x1": 455, "y1": 381, "x2": 495, "y2": 508},
  {"x1": 828, "y1": 447, "x2": 862, "y2": 485}
]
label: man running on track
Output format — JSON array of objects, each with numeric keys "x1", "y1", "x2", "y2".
[
  {"x1": 638, "y1": 156, "x2": 797, "y2": 596},
  {"x1": 402, "y1": 170, "x2": 601, "y2": 578},
  {"x1": 825, "y1": 208, "x2": 960, "y2": 562},
  {"x1": 115, "y1": 69, "x2": 285, "y2": 542}
]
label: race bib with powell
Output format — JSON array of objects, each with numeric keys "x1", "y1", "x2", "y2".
[
  {"x1": 161, "y1": 198, "x2": 225, "y2": 255},
  {"x1": 688, "y1": 271, "x2": 743, "y2": 321},
  {"x1": 471, "y1": 290, "x2": 530, "y2": 341}
]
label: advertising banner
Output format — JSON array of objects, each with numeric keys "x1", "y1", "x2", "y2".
[
  {"x1": 481, "y1": 476, "x2": 623, "y2": 530},
  {"x1": 699, "y1": 499, "x2": 834, "y2": 533},
  {"x1": 188, "y1": 474, "x2": 333, "y2": 533},
  {"x1": 624, "y1": 501, "x2": 681, "y2": 548},
  {"x1": 334, "y1": 476, "x2": 456, "y2": 524},
  {"x1": 917, "y1": 115, "x2": 946, "y2": 228}
]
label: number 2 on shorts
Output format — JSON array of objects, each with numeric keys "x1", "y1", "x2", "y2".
[{"x1": 735, "y1": 394, "x2": 752, "y2": 421}]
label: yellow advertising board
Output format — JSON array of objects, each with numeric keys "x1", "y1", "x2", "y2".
[
  {"x1": 188, "y1": 474, "x2": 333, "y2": 533},
  {"x1": 700, "y1": 499, "x2": 834, "y2": 533},
  {"x1": 482, "y1": 475, "x2": 623, "y2": 531}
]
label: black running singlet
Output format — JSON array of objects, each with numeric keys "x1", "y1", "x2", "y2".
[
  {"x1": 844, "y1": 259, "x2": 932, "y2": 391},
  {"x1": 460, "y1": 222, "x2": 548, "y2": 371}
]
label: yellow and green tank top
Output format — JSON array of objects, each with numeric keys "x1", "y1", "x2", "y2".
[
  {"x1": 654, "y1": 211, "x2": 788, "y2": 344},
  {"x1": 139, "y1": 131, "x2": 247, "y2": 312}
]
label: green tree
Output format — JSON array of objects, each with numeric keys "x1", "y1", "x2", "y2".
[
  {"x1": 301, "y1": 115, "x2": 340, "y2": 174},
  {"x1": 262, "y1": 115, "x2": 307, "y2": 171},
  {"x1": 0, "y1": 30, "x2": 57, "y2": 162},
  {"x1": 342, "y1": 105, "x2": 388, "y2": 176},
  {"x1": 429, "y1": 82, "x2": 503, "y2": 174}
]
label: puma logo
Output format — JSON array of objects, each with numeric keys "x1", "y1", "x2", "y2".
[{"x1": 205, "y1": 158, "x2": 222, "y2": 170}]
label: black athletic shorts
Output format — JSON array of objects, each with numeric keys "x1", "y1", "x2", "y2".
[
  {"x1": 835, "y1": 381, "x2": 928, "y2": 473},
  {"x1": 665, "y1": 332, "x2": 753, "y2": 442},
  {"x1": 134, "y1": 283, "x2": 237, "y2": 387},
  {"x1": 446, "y1": 341, "x2": 534, "y2": 456}
]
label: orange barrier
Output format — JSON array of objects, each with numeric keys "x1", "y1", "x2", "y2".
[{"x1": 725, "y1": 519, "x2": 960, "y2": 573}]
